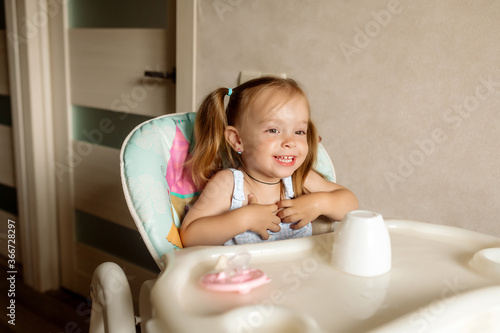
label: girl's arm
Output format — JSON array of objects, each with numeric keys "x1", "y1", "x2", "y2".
[
  {"x1": 276, "y1": 171, "x2": 358, "y2": 229},
  {"x1": 180, "y1": 170, "x2": 281, "y2": 246}
]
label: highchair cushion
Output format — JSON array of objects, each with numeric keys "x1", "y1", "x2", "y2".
[
  {"x1": 315, "y1": 143, "x2": 336, "y2": 183},
  {"x1": 121, "y1": 112, "x2": 200, "y2": 265},
  {"x1": 121, "y1": 112, "x2": 336, "y2": 266}
]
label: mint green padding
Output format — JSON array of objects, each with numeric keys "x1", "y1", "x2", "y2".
[
  {"x1": 121, "y1": 112, "x2": 197, "y2": 265},
  {"x1": 316, "y1": 144, "x2": 336, "y2": 183}
]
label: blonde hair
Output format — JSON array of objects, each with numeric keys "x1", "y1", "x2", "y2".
[{"x1": 187, "y1": 77, "x2": 318, "y2": 197}]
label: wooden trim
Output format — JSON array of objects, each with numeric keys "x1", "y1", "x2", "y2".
[
  {"x1": 5, "y1": 0, "x2": 60, "y2": 291},
  {"x1": 176, "y1": 0, "x2": 197, "y2": 113}
]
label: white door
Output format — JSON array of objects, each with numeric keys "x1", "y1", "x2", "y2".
[{"x1": 56, "y1": 0, "x2": 177, "y2": 298}]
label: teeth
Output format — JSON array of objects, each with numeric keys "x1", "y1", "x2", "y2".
[{"x1": 276, "y1": 156, "x2": 293, "y2": 163}]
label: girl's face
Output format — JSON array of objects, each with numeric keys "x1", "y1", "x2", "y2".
[{"x1": 236, "y1": 89, "x2": 310, "y2": 183}]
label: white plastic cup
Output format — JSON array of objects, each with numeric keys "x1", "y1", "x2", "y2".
[{"x1": 331, "y1": 210, "x2": 392, "y2": 277}]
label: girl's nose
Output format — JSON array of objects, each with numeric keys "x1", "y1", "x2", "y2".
[{"x1": 282, "y1": 134, "x2": 296, "y2": 148}]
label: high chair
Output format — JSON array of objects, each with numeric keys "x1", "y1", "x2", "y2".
[
  {"x1": 89, "y1": 112, "x2": 336, "y2": 333},
  {"x1": 89, "y1": 112, "x2": 500, "y2": 332}
]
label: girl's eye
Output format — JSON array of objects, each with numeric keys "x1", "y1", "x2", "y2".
[
  {"x1": 267, "y1": 129, "x2": 279, "y2": 134},
  {"x1": 295, "y1": 130, "x2": 307, "y2": 135}
]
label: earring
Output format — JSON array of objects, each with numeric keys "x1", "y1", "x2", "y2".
[{"x1": 237, "y1": 148, "x2": 242, "y2": 154}]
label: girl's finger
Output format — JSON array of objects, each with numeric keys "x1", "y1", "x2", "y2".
[
  {"x1": 281, "y1": 213, "x2": 300, "y2": 224},
  {"x1": 259, "y1": 230, "x2": 270, "y2": 240},
  {"x1": 291, "y1": 220, "x2": 308, "y2": 230},
  {"x1": 268, "y1": 223, "x2": 281, "y2": 233},
  {"x1": 276, "y1": 199, "x2": 292, "y2": 209}
]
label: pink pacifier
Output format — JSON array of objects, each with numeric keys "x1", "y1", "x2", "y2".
[{"x1": 200, "y1": 252, "x2": 270, "y2": 294}]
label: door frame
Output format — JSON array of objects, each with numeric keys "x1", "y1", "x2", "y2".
[
  {"x1": 5, "y1": 0, "x2": 197, "y2": 292},
  {"x1": 176, "y1": 0, "x2": 197, "y2": 113},
  {"x1": 5, "y1": 0, "x2": 60, "y2": 291}
]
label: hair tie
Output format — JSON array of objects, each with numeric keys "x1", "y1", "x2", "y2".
[{"x1": 227, "y1": 88, "x2": 233, "y2": 96}]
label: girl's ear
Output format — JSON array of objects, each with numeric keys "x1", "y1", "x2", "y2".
[{"x1": 225, "y1": 126, "x2": 243, "y2": 152}]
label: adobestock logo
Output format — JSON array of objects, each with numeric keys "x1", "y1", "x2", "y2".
[
  {"x1": 52, "y1": 64, "x2": 163, "y2": 182},
  {"x1": 212, "y1": 0, "x2": 243, "y2": 22},
  {"x1": 339, "y1": 0, "x2": 407, "y2": 63},
  {"x1": 235, "y1": 237, "x2": 331, "y2": 333},
  {"x1": 7, "y1": 0, "x2": 68, "y2": 52},
  {"x1": 407, "y1": 277, "x2": 467, "y2": 333},
  {"x1": 384, "y1": 72, "x2": 500, "y2": 192}
]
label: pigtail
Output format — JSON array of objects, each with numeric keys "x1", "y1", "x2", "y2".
[{"x1": 187, "y1": 88, "x2": 230, "y2": 189}]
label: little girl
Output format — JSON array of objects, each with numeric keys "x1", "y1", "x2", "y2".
[{"x1": 180, "y1": 77, "x2": 358, "y2": 247}]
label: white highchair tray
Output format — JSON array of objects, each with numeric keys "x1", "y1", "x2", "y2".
[{"x1": 145, "y1": 219, "x2": 500, "y2": 333}]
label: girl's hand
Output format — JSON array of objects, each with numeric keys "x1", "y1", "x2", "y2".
[
  {"x1": 244, "y1": 194, "x2": 282, "y2": 239},
  {"x1": 276, "y1": 194, "x2": 321, "y2": 230}
]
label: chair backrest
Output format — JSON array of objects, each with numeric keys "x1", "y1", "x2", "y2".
[{"x1": 120, "y1": 112, "x2": 336, "y2": 268}]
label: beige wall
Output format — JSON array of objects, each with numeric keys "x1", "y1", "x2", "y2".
[{"x1": 195, "y1": 0, "x2": 500, "y2": 236}]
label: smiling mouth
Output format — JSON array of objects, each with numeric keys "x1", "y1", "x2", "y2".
[{"x1": 275, "y1": 155, "x2": 295, "y2": 166}]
